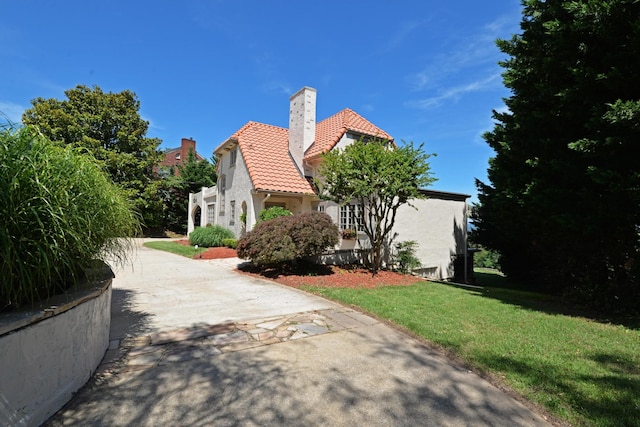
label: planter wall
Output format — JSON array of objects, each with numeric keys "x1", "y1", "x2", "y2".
[{"x1": 0, "y1": 268, "x2": 113, "y2": 427}]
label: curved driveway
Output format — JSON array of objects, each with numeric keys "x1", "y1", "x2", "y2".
[{"x1": 46, "y1": 239, "x2": 552, "y2": 427}]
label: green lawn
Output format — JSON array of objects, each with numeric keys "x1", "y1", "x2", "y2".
[
  {"x1": 143, "y1": 240, "x2": 206, "y2": 258},
  {"x1": 304, "y1": 272, "x2": 640, "y2": 427}
]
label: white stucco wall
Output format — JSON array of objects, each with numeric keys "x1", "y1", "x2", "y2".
[
  {"x1": 217, "y1": 146, "x2": 254, "y2": 238},
  {"x1": 0, "y1": 282, "x2": 112, "y2": 427},
  {"x1": 392, "y1": 195, "x2": 468, "y2": 280}
]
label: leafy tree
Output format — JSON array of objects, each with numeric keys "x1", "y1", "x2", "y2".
[
  {"x1": 474, "y1": 0, "x2": 640, "y2": 310},
  {"x1": 319, "y1": 138, "x2": 436, "y2": 273},
  {"x1": 22, "y1": 85, "x2": 163, "y2": 229}
]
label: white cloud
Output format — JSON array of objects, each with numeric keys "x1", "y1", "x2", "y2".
[
  {"x1": 262, "y1": 81, "x2": 292, "y2": 96},
  {"x1": 407, "y1": 73, "x2": 502, "y2": 109},
  {"x1": 407, "y1": 12, "x2": 519, "y2": 92},
  {"x1": 378, "y1": 20, "x2": 428, "y2": 55},
  {"x1": 0, "y1": 101, "x2": 27, "y2": 124}
]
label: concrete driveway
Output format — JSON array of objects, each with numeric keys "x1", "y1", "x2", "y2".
[{"x1": 46, "y1": 239, "x2": 552, "y2": 426}]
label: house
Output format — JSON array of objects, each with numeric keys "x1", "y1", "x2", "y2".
[
  {"x1": 189, "y1": 87, "x2": 471, "y2": 281},
  {"x1": 157, "y1": 138, "x2": 205, "y2": 177}
]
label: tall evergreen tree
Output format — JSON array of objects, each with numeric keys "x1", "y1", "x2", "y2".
[{"x1": 475, "y1": 0, "x2": 640, "y2": 310}]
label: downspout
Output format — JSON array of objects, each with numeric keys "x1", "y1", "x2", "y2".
[
  {"x1": 262, "y1": 193, "x2": 271, "y2": 210},
  {"x1": 463, "y1": 198, "x2": 468, "y2": 283}
]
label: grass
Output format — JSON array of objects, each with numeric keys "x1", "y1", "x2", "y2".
[
  {"x1": 1, "y1": 125, "x2": 139, "y2": 310},
  {"x1": 144, "y1": 241, "x2": 206, "y2": 258},
  {"x1": 303, "y1": 271, "x2": 640, "y2": 427}
]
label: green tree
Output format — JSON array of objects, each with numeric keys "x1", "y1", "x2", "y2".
[
  {"x1": 22, "y1": 84, "x2": 163, "y2": 229},
  {"x1": 177, "y1": 149, "x2": 217, "y2": 193},
  {"x1": 160, "y1": 150, "x2": 217, "y2": 233},
  {"x1": 475, "y1": 0, "x2": 640, "y2": 310},
  {"x1": 319, "y1": 138, "x2": 436, "y2": 273}
]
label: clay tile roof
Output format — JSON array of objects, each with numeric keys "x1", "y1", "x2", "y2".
[
  {"x1": 227, "y1": 122, "x2": 316, "y2": 195},
  {"x1": 304, "y1": 108, "x2": 394, "y2": 159}
]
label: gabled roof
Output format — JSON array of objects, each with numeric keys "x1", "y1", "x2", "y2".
[
  {"x1": 304, "y1": 108, "x2": 394, "y2": 160},
  {"x1": 215, "y1": 109, "x2": 393, "y2": 195},
  {"x1": 221, "y1": 122, "x2": 316, "y2": 195}
]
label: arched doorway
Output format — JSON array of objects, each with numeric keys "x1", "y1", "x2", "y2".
[{"x1": 192, "y1": 205, "x2": 201, "y2": 229}]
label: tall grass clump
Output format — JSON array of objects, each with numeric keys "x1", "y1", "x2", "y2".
[
  {"x1": 0, "y1": 125, "x2": 140, "y2": 311},
  {"x1": 189, "y1": 225, "x2": 235, "y2": 247}
]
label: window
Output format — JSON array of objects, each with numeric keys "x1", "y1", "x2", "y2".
[
  {"x1": 230, "y1": 201, "x2": 236, "y2": 225},
  {"x1": 207, "y1": 203, "x2": 215, "y2": 225},
  {"x1": 339, "y1": 204, "x2": 363, "y2": 231},
  {"x1": 230, "y1": 148, "x2": 237, "y2": 167},
  {"x1": 219, "y1": 175, "x2": 226, "y2": 215}
]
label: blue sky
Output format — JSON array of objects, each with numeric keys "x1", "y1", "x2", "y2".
[{"x1": 1, "y1": 1, "x2": 523, "y2": 201}]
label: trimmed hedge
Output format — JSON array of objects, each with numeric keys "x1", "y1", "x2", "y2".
[
  {"x1": 189, "y1": 225, "x2": 235, "y2": 247},
  {"x1": 237, "y1": 211, "x2": 339, "y2": 266}
]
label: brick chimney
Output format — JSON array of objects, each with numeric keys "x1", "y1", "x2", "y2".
[
  {"x1": 181, "y1": 138, "x2": 196, "y2": 160},
  {"x1": 289, "y1": 87, "x2": 316, "y2": 174}
]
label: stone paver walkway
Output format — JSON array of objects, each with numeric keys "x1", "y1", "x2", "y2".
[{"x1": 98, "y1": 308, "x2": 377, "y2": 383}]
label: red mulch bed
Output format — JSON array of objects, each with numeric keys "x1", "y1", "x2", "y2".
[
  {"x1": 176, "y1": 239, "x2": 423, "y2": 288},
  {"x1": 175, "y1": 239, "x2": 238, "y2": 259},
  {"x1": 237, "y1": 262, "x2": 424, "y2": 289}
]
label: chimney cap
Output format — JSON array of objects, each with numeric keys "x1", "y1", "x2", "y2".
[{"x1": 289, "y1": 86, "x2": 317, "y2": 100}]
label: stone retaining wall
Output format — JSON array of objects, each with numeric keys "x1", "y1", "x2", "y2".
[{"x1": 0, "y1": 268, "x2": 113, "y2": 427}]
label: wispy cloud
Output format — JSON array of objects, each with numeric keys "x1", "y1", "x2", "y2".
[
  {"x1": 406, "y1": 73, "x2": 502, "y2": 109},
  {"x1": 407, "y1": 13, "x2": 519, "y2": 93},
  {"x1": 0, "y1": 101, "x2": 27, "y2": 124},
  {"x1": 261, "y1": 81, "x2": 292, "y2": 96},
  {"x1": 377, "y1": 19, "x2": 428, "y2": 55}
]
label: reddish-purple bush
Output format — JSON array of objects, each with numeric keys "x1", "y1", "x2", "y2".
[{"x1": 237, "y1": 212, "x2": 339, "y2": 266}]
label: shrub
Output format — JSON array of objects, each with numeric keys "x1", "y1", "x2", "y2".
[
  {"x1": 393, "y1": 240, "x2": 421, "y2": 274},
  {"x1": 222, "y1": 238, "x2": 238, "y2": 249},
  {"x1": 258, "y1": 206, "x2": 292, "y2": 222},
  {"x1": 189, "y1": 225, "x2": 235, "y2": 247},
  {"x1": 1, "y1": 125, "x2": 140, "y2": 310},
  {"x1": 473, "y1": 246, "x2": 501, "y2": 270},
  {"x1": 237, "y1": 212, "x2": 339, "y2": 266}
]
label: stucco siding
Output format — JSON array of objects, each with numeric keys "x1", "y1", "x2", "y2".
[
  {"x1": 393, "y1": 196, "x2": 468, "y2": 280},
  {"x1": 218, "y1": 147, "x2": 254, "y2": 238}
]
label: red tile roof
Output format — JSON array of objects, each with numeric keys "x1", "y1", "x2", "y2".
[
  {"x1": 226, "y1": 122, "x2": 316, "y2": 195},
  {"x1": 305, "y1": 108, "x2": 393, "y2": 159},
  {"x1": 216, "y1": 109, "x2": 393, "y2": 195}
]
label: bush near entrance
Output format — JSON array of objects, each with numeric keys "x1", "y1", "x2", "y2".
[
  {"x1": 188, "y1": 225, "x2": 235, "y2": 248},
  {"x1": 237, "y1": 212, "x2": 339, "y2": 266}
]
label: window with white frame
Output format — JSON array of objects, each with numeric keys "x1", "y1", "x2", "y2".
[
  {"x1": 339, "y1": 204, "x2": 363, "y2": 231},
  {"x1": 230, "y1": 148, "x2": 237, "y2": 167},
  {"x1": 207, "y1": 203, "x2": 216, "y2": 225},
  {"x1": 230, "y1": 201, "x2": 236, "y2": 225}
]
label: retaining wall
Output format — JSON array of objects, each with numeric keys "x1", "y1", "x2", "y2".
[{"x1": 0, "y1": 268, "x2": 113, "y2": 427}]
